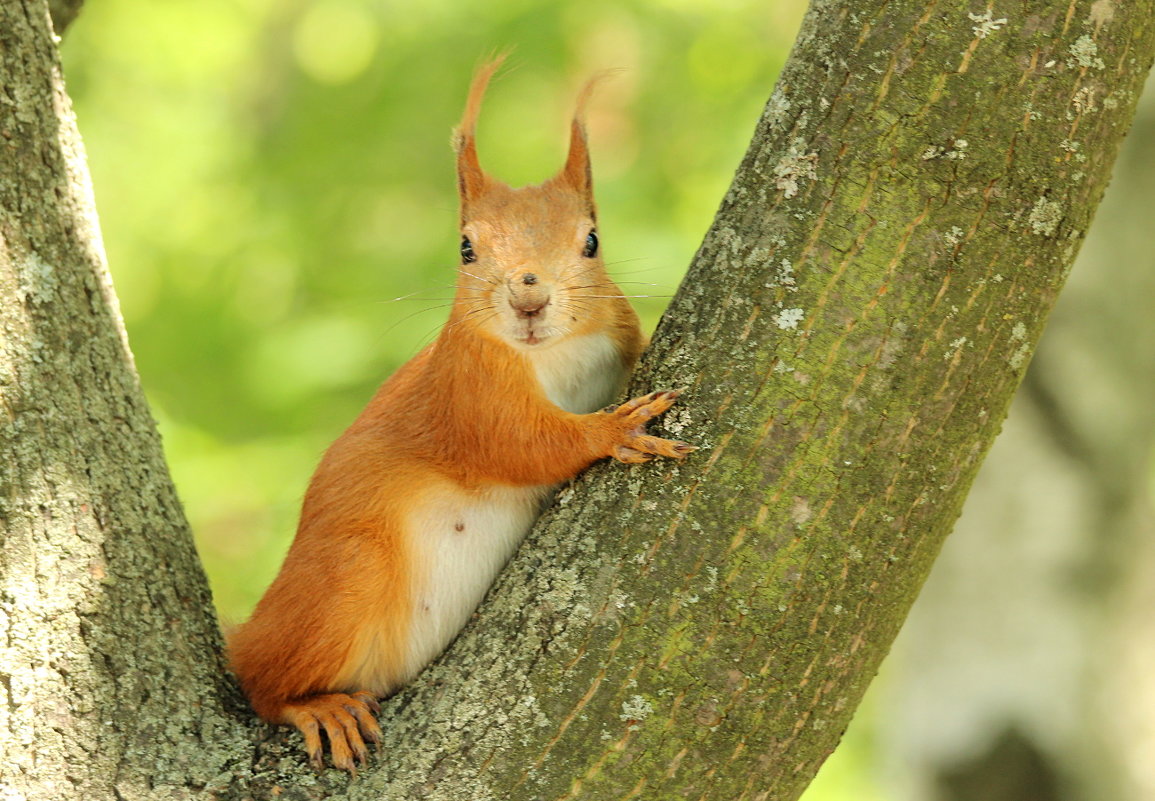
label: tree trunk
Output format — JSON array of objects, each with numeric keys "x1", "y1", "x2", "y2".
[
  {"x1": 1, "y1": 1, "x2": 1152, "y2": 800},
  {"x1": 0, "y1": 2, "x2": 249, "y2": 798}
]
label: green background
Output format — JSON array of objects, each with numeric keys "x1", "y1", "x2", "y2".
[{"x1": 61, "y1": 0, "x2": 806, "y2": 620}]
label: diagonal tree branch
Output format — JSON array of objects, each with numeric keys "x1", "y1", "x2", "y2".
[{"x1": 0, "y1": 2, "x2": 246, "y2": 796}]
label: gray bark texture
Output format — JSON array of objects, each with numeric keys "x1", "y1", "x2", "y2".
[
  {"x1": 0, "y1": 2, "x2": 249, "y2": 799},
  {"x1": 1, "y1": 0, "x2": 1152, "y2": 800}
]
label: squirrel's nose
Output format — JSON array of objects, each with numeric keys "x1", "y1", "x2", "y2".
[{"x1": 508, "y1": 272, "x2": 549, "y2": 317}]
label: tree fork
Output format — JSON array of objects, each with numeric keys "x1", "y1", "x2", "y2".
[{"x1": 1, "y1": 0, "x2": 1152, "y2": 799}]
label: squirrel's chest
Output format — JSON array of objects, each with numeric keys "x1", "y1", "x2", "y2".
[{"x1": 528, "y1": 332, "x2": 629, "y2": 414}]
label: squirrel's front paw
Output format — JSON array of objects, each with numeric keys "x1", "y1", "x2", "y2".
[{"x1": 604, "y1": 389, "x2": 696, "y2": 463}]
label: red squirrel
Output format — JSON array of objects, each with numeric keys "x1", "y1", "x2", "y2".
[{"x1": 227, "y1": 58, "x2": 693, "y2": 771}]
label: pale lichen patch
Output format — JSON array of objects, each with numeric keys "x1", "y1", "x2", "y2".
[
  {"x1": 922, "y1": 139, "x2": 968, "y2": 160},
  {"x1": 943, "y1": 336, "x2": 968, "y2": 360},
  {"x1": 662, "y1": 405, "x2": 693, "y2": 437},
  {"x1": 1027, "y1": 197, "x2": 1063, "y2": 236},
  {"x1": 791, "y1": 497, "x2": 813, "y2": 526},
  {"x1": 1068, "y1": 35, "x2": 1106, "y2": 69},
  {"x1": 620, "y1": 695, "x2": 653, "y2": 731},
  {"x1": 1088, "y1": 0, "x2": 1115, "y2": 28},
  {"x1": 1072, "y1": 86, "x2": 1098, "y2": 115},
  {"x1": 763, "y1": 88, "x2": 792, "y2": 132},
  {"x1": 773, "y1": 308, "x2": 805, "y2": 330},
  {"x1": 968, "y1": 11, "x2": 1008, "y2": 38},
  {"x1": 1009, "y1": 321, "x2": 1031, "y2": 369},
  {"x1": 773, "y1": 140, "x2": 819, "y2": 199},
  {"x1": 18, "y1": 252, "x2": 58, "y2": 305},
  {"x1": 775, "y1": 259, "x2": 797, "y2": 290}
]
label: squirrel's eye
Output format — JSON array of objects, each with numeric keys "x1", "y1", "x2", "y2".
[
  {"x1": 460, "y1": 237, "x2": 476, "y2": 264},
  {"x1": 582, "y1": 230, "x2": 599, "y2": 258}
]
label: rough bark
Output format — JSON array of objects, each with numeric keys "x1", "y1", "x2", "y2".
[{"x1": 1, "y1": 1, "x2": 1152, "y2": 801}]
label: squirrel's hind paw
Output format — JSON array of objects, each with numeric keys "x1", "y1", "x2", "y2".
[{"x1": 282, "y1": 691, "x2": 382, "y2": 773}]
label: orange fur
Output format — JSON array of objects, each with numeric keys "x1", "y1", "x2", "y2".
[{"x1": 226, "y1": 59, "x2": 693, "y2": 771}]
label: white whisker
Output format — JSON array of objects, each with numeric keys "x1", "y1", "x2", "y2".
[{"x1": 459, "y1": 269, "x2": 498, "y2": 284}]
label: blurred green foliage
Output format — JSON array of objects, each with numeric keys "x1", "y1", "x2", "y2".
[
  {"x1": 61, "y1": 1, "x2": 885, "y2": 796},
  {"x1": 61, "y1": 0, "x2": 806, "y2": 617}
]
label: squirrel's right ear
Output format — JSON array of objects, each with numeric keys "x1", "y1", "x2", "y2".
[{"x1": 452, "y1": 56, "x2": 506, "y2": 210}]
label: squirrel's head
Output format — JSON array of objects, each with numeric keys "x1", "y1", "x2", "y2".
[{"x1": 449, "y1": 57, "x2": 623, "y2": 350}]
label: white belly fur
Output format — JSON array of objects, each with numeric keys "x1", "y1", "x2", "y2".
[
  {"x1": 401, "y1": 483, "x2": 551, "y2": 680},
  {"x1": 400, "y1": 333, "x2": 629, "y2": 681}
]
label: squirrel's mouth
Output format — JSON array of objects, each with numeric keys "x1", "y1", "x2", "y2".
[
  {"x1": 504, "y1": 292, "x2": 556, "y2": 347},
  {"x1": 519, "y1": 327, "x2": 547, "y2": 346},
  {"x1": 513, "y1": 318, "x2": 555, "y2": 347}
]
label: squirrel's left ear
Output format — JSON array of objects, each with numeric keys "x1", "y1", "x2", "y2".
[{"x1": 556, "y1": 74, "x2": 607, "y2": 203}]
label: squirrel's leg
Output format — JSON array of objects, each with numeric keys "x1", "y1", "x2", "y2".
[{"x1": 475, "y1": 388, "x2": 696, "y2": 485}]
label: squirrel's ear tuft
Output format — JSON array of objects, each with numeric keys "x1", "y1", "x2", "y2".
[
  {"x1": 453, "y1": 55, "x2": 507, "y2": 210},
  {"x1": 557, "y1": 72, "x2": 614, "y2": 209},
  {"x1": 560, "y1": 116, "x2": 592, "y2": 199}
]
